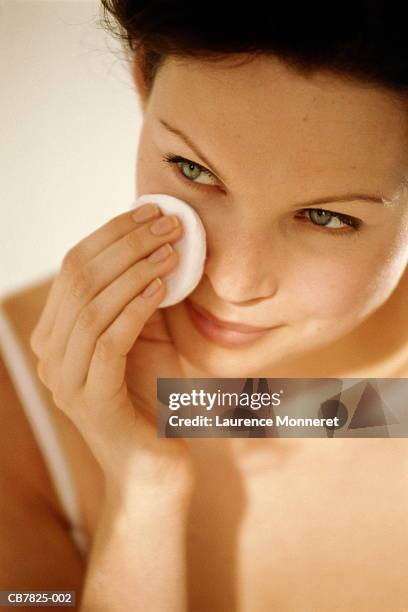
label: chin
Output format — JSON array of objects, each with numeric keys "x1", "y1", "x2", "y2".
[{"x1": 184, "y1": 348, "x2": 265, "y2": 378}]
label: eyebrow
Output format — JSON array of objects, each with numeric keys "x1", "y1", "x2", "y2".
[{"x1": 159, "y1": 118, "x2": 396, "y2": 207}]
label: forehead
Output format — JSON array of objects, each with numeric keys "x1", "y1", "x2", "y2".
[{"x1": 148, "y1": 54, "x2": 408, "y2": 200}]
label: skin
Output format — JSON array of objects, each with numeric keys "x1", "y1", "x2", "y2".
[
  {"x1": 133, "y1": 53, "x2": 408, "y2": 378},
  {"x1": 8, "y1": 51, "x2": 408, "y2": 608}
]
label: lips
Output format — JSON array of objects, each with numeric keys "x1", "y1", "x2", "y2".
[
  {"x1": 187, "y1": 300, "x2": 273, "y2": 333},
  {"x1": 185, "y1": 299, "x2": 279, "y2": 348}
]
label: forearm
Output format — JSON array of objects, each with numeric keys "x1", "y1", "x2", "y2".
[{"x1": 79, "y1": 483, "x2": 192, "y2": 612}]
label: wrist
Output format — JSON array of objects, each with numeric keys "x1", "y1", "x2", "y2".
[
  {"x1": 103, "y1": 470, "x2": 194, "y2": 514},
  {"x1": 100, "y1": 482, "x2": 192, "y2": 547}
]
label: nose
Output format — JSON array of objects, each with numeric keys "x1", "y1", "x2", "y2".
[{"x1": 203, "y1": 234, "x2": 279, "y2": 306}]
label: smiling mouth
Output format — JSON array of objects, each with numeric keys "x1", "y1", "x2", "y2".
[
  {"x1": 187, "y1": 300, "x2": 274, "y2": 333},
  {"x1": 185, "y1": 299, "x2": 282, "y2": 348}
]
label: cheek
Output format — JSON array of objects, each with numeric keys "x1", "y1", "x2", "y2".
[
  {"x1": 289, "y1": 262, "x2": 361, "y2": 321},
  {"x1": 287, "y1": 240, "x2": 408, "y2": 324}
]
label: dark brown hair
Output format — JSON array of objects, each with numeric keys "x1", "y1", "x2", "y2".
[{"x1": 100, "y1": 1, "x2": 408, "y2": 98}]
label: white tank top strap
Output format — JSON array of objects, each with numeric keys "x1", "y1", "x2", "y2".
[{"x1": 0, "y1": 305, "x2": 89, "y2": 557}]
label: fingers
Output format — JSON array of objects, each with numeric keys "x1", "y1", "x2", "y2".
[
  {"x1": 61, "y1": 243, "x2": 179, "y2": 390},
  {"x1": 47, "y1": 214, "x2": 183, "y2": 364},
  {"x1": 30, "y1": 204, "x2": 161, "y2": 351},
  {"x1": 84, "y1": 278, "x2": 167, "y2": 404}
]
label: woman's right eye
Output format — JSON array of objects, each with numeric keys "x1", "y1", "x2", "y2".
[{"x1": 161, "y1": 153, "x2": 218, "y2": 188}]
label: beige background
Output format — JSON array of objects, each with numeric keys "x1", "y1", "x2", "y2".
[{"x1": 0, "y1": 0, "x2": 142, "y2": 297}]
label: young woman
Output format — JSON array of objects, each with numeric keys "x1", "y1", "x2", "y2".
[{"x1": 1, "y1": 2, "x2": 408, "y2": 610}]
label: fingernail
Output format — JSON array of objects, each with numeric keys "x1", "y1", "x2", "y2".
[
  {"x1": 147, "y1": 243, "x2": 173, "y2": 263},
  {"x1": 132, "y1": 203, "x2": 160, "y2": 222},
  {"x1": 140, "y1": 277, "x2": 162, "y2": 298},
  {"x1": 150, "y1": 215, "x2": 179, "y2": 235}
]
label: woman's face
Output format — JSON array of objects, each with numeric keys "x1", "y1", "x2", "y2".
[{"x1": 134, "y1": 54, "x2": 408, "y2": 376}]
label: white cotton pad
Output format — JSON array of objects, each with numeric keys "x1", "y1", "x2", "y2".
[{"x1": 131, "y1": 193, "x2": 207, "y2": 307}]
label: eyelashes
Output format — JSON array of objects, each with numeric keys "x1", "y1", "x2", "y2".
[
  {"x1": 161, "y1": 153, "x2": 362, "y2": 234},
  {"x1": 161, "y1": 153, "x2": 217, "y2": 186},
  {"x1": 296, "y1": 208, "x2": 361, "y2": 232}
]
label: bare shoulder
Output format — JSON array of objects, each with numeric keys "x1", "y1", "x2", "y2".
[
  {"x1": 0, "y1": 276, "x2": 58, "y2": 499},
  {"x1": 0, "y1": 274, "x2": 56, "y2": 495},
  {"x1": 0, "y1": 277, "x2": 85, "y2": 589},
  {"x1": 0, "y1": 275, "x2": 55, "y2": 339}
]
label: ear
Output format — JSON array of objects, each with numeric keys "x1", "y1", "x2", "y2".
[{"x1": 131, "y1": 45, "x2": 149, "y2": 112}]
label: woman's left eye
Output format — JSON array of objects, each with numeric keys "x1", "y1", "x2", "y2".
[
  {"x1": 161, "y1": 153, "x2": 218, "y2": 187},
  {"x1": 298, "y1": 208, "x2": 361, "y2": 232}
]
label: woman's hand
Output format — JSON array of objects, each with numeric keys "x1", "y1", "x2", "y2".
[{"x1": 30, "y1": 203, "x2": 194, "y2": 495}]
